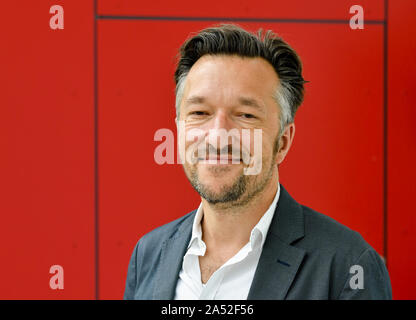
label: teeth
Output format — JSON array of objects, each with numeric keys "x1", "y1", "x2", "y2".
[{"x1": 198, "y1": 158, "x2": 241, "y2": 162}]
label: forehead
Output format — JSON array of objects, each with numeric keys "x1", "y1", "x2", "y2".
[{"x1": 184, "y1": 54, "x2": 280, "y2": 98}]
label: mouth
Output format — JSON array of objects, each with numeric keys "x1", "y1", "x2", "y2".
[{"x1": 197, "y1": 155, "x2": 242, "y2": 164}]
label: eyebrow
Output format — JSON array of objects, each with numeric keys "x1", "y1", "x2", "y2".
[
  {"x1": 237, "y1": 97, "x2": 265, "y2": 112},
  {"x1": 184, "y1": 95, "x2": 266, "y2": 113},
  {"x1": 184, "y1": 96, "x2": 205, "y2": 106}
]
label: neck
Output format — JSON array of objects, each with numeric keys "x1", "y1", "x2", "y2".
[{"x1": 200, "y1": 171, "x2": 279, "y2": 249}]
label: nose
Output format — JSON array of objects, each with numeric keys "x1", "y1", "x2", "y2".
[
  {"x1": 210, "y1": 110, "x2": 233, "y2": 131},
  {"x1": 206, "y1": 110, "x2": 240, "y2": 152}
]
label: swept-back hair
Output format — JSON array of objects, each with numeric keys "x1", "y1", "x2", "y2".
[{"x1": 174, "y1": 23, "x2": 307, "y2": 136}]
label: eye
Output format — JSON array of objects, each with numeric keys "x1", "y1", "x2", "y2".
[
  {"x1": 190, "y1": 111, "x2": 208, "y2": 116},
  {"x1": 240, "y1": 113, "x2": 256, "y2": 119}
]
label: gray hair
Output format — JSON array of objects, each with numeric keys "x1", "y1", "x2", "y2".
[{"x1": 174, "y1": 24, "x2": 307, "y2": 138}]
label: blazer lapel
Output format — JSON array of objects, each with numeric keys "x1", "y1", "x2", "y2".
[
  {"x1": 247, "y1": 184, "x2": 306, "y2": 300},
  {"x1": 247, "y1": 233, "x2": 305, "y2": 299},
  {"x1": 153, "y1": 212, "x2": 195, "y2": 299}
]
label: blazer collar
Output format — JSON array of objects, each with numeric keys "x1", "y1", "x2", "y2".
[
  {"x1": 268, "y1": 184, "x2": 305, "y2": 245},
  {"x1": 153, "y1": 211, "x2": 195, "y2": 299},
  {"x1": 247, "y1": 184, "x2": 306, "y2": 299}
]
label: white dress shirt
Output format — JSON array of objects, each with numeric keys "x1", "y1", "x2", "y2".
[{"x1": 174, "y1": 183, "x2": 281, "y2": 300}]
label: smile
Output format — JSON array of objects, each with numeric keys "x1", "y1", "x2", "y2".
[{"x1": 197, "y1": 156, "x2": 242, "y2": 164}]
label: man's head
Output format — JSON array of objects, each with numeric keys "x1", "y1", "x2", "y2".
[{"x1": 174, "y1": 24, "x2": 306, "y2": 209}]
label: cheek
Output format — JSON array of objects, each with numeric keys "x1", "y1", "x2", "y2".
[
  {"x1": 178, "y1": 125, "x2": 206, "y2": 147},
  {"x1": 261, "y1": 133, "x2": 278, "y2": 160},
  {"x1": 178, "y1": 126, "x2": 208, "y2": 165},
  {"x1": 241, "y1": 129, "x2": 261, "y2": 154}
]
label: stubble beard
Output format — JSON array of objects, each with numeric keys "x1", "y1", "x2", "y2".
[{"x1": 183, "y1": 137, "x2": 279, "y2": 210}]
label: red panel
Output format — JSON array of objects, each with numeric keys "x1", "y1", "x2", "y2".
[
  {"x1": 98, "y1": 20, "x2": 384, "y2": 299},
  {"x1": 387, "y1": 0, "x2": 416, "y2": 300},
  {"x1": 282, "y1": 24, "x2": 384, "y2": 256},
  {"x1": 0, "y1": 1, "x2": 95, "y2": 299},
  {"x1": 98, "y1": 20, "x2": 202, "y2": 299},
  {"x1": 98, "y1": 0, "x2": 384, "y2": 20}
]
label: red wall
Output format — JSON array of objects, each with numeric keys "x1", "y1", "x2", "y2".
[
  {"x1": 0, "y1": 0, "x2": 414, "y2": 299},
  {"x1": 0, "y1": 1, "x2": 95, "y2": 299},
  {"x1": 387, "y1": 0, "x2": 416, "y2": 300}
]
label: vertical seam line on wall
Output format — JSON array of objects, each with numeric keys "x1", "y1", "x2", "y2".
[
  {"x1": 94, "y1": 0, "x2": 99, "y2": 300},
  {"x1": 383, "y1": 0, "x2": 389, "y2": 269}
]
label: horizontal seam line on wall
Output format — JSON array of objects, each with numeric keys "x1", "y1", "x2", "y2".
[{"x1": 96, "y1": 15, "x2": 385, "y2": 24}]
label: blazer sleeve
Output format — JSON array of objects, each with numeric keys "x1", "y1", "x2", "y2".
[
  {"x1": 123, "y1": 240, "x2": 141, "y2": 300},
  {"x1": 337, "y1": 247, "x2": 393, "y2": 300}
]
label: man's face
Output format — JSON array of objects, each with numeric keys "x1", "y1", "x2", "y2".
[{"x1": 177, "y1": 54, "x2": 282, "y2": 208}]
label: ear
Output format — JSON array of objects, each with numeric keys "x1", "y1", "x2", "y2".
[{"x1": 275, "y1": 122, "x2": 295, "y2": 165}]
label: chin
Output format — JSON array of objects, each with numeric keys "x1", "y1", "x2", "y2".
[
  {"x1": 203, "y1": 181, "x2": 229, "y2": 194},
  {"x1": 199, "y1": 167, "x2": 240, "y2": 183},
  {"x1": 198, "y1": 162, "x2": 241, "y2": 175}
]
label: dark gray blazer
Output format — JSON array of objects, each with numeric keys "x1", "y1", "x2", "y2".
[{"x1": 124, "y1": 185, "x2": 392, "y2": 300}]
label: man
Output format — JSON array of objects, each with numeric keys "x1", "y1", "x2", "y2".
[{"x1": 124, "y1": 24, "x2": 392, "y2": 300}]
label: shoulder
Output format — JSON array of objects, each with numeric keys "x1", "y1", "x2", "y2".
[
  {"x1": 124, "y1": 210, "x2": 197, "y2": 299},
  {"x1": 126, "y1": 210, "x2": 196, "y2": 277},
  {"x1": 135, "y1": 210, "x2": 196, "y2": 250},
  {"x1": 300, "y1": 204, "x2": 371, "y2": 256},
  {"x1": 298, "y1": 205, "x2": 391, "y2": 299},
  {"x1": 298, "y1": 204, "x2": 379, "y2": 276}
]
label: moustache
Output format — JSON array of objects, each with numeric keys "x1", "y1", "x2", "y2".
[{"x1": 188, "y1": 142, "x2": 252, "y2": 165}]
